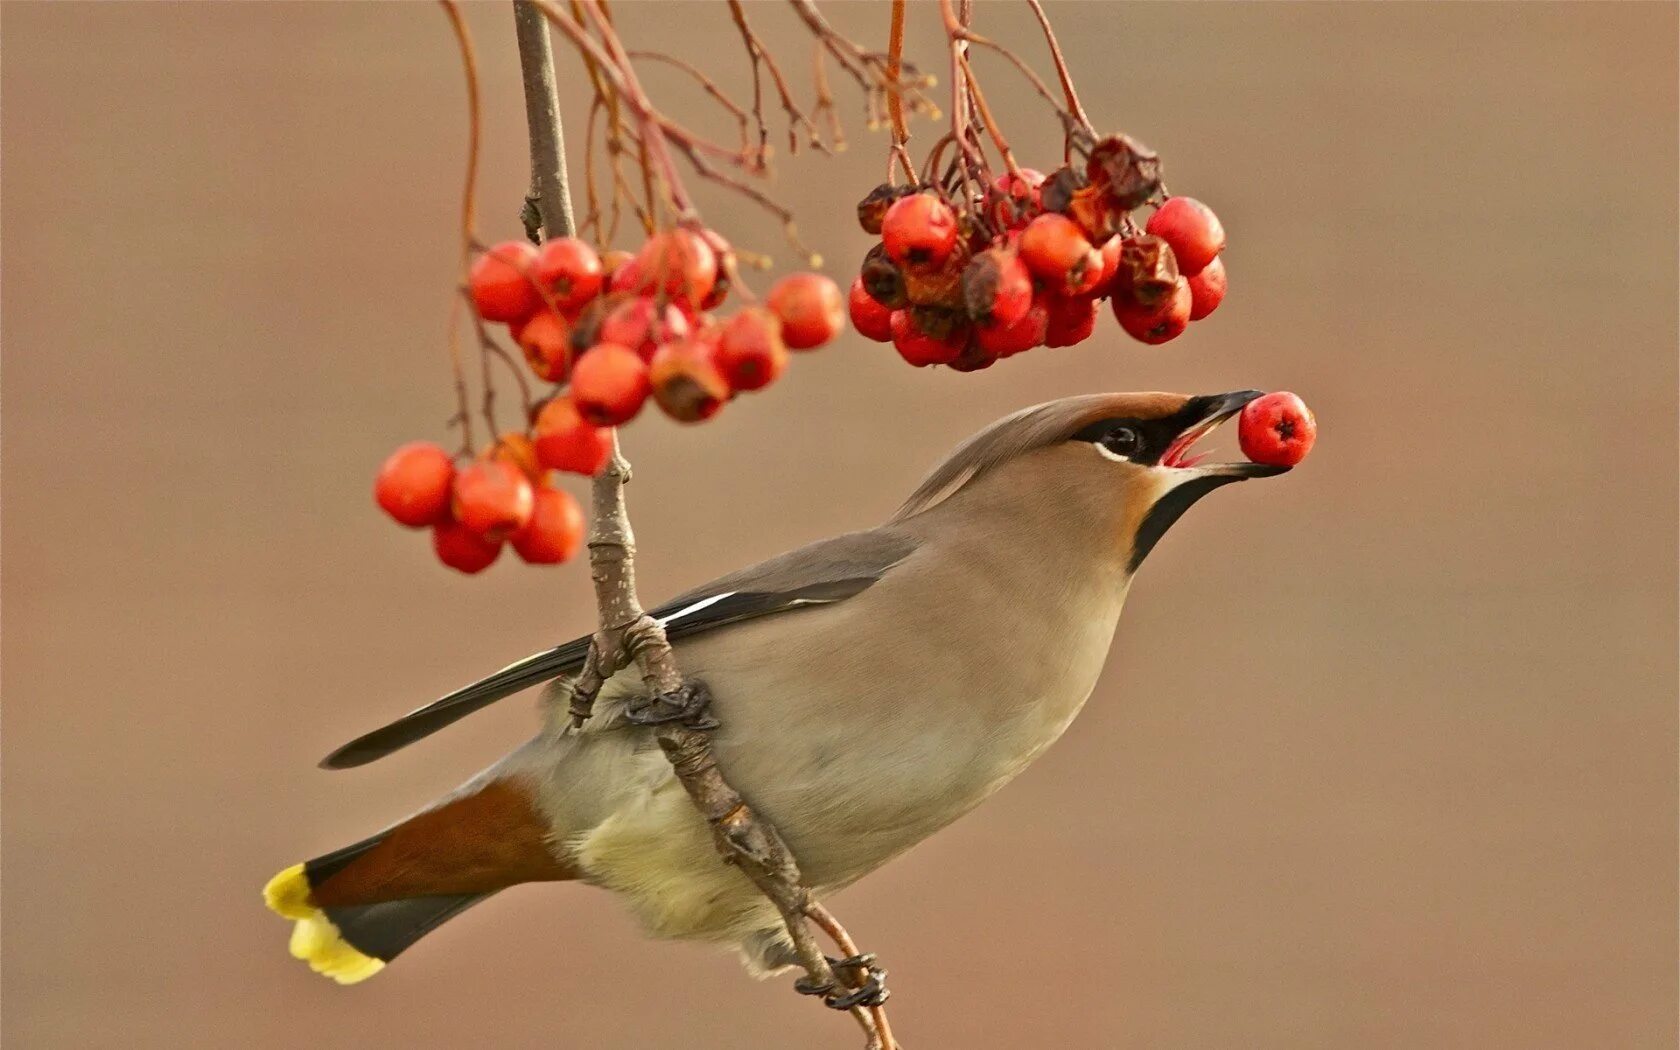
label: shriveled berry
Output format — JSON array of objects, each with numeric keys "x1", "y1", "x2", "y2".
[
  {"x1": 569, "y1": 342, "x2": 651, "y2": 426},
  {"x1": 530, "y1": 237, "x2": 603, "y2": 312},
  {"x1": 510, "y1": 486, "x2": 586, "y2": 564},
  {"x1": 1084, "y1": 134, "x2": 1163, "y2": 211},
  {"x1": 882, "y1": 192, "x2": 959, "y2": 268},
  {"x1": 962, "y1": 248, "x2": 1033, "y2": 329},
  {"x1": 889, "y1": 308, "x2": 967, "y2": 367},
  {"x1": 1020, "y1": 213, "x2": 1103, "y2": 296},
  {"x1": 516, "y1": 308, "x2": 572, "y2": 383},
  {"x1": 1113, "y1": 275, "x2": 1192, "y2": 345},
  {"x1": 1116, "y1": 235, "x2": 1181, "y2": 308},
  {"x1": 598, "y1": 296, "x2": 691, "y2": 362},
  {"x1": 1238, "y1": 391, "x2": 1316, "y2": 467},
  {"x1": 1038, "y1": 166, "x2": 1086, "y2": 214},
  {"x1": 767, "y1": 273, "x2": 844, "y2": 350},
  {"x1": 533, "y1": 397, "x2": 613, "y2": 475},
  {"x1": 860, "y1": 243, "x2": 909, "y2": 308},
  {"x1": 649, "y1": 338, "x2": 731, "y2": 423},
  {"x1": 716, "y1": 307, "x2": 788, "y2": 391},
  {"x1": 468, "y1": 240, "x2": 540, "y2": 323},
  {"x1": 857, "y1": 183, "x2": 911, "y2": 235},
  {"x1": 433, "y1": 519, "x2": 502, "y2": 574},
  {"x1": 1187, "y1": 256, "x2": 1227, "y2": 321},
  {"x1": 633, "y1": 228, "x2": 717, "y2": 307},
  {"x1": 374, "y1": 442, "x2": 455, "y2": 527},
  {"x1": 975, "y1": 300, "x2": 1048, "y2": 358},
  {"x1": 848, "y1": 276, "x2": 893, "y2": 342},
  {"x1": 1044, "y1": 296, "x2": 1099, "y2": 348},
  {"x1": 1146, "y1": 197, "x2": 1225, "y2": 276},
  {"x1": 452, "y1": 459, "x2": 535, "y2": 538}
]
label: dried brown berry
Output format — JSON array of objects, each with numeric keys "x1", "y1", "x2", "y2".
[
  {"x1": 860, "y1": 243, "x2": 909, "y2": 309},
  {"x1": 1116, "y1": 235, "x2": 1182, "y2": 308},
  {"x1": 856, "y1": 183, "x2": 912, "y2": 235},
  {"x1": 1085, "y1": 134, "x2": 1163, "y2": 211}
]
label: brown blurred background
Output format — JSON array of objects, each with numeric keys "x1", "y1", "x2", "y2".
[{"x1": 3, "y1": 3, "x2": 1675, "y2": 1047}]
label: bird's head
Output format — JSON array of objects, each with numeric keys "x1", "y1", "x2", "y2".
[{"x1": 894, "y1": 391, "x2": 1289, "y2": 571}]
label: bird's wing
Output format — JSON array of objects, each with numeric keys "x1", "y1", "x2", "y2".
[{"x1": 318, "y1": 528, "x2": 919, "y2": 769}]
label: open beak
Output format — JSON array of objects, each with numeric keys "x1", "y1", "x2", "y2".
[{"x1": 1160, "y1": 389, "x2": 1291, "y2": 479}]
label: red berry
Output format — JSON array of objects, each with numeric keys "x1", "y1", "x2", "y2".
[
  {"x1": 490, "y1": 432, "x2": 543, "y2": 483},
  {"x1": 633, "y1": 228, "x2": 717, "y2": 307},
  {"x1": 698, "y1": 228, "x2": 736, "y2": 310},
  {"x1": 881, "y1": 193, "x2": 959, "y2": 268},
  {"x1": 533, "y1": 397, "x2": 614, "y2": 475},
  {"x1": 848, "y1": 276, "x2": 894, "y2": 342},
  {"x1": 516, "y1": 308, "x2": 572, "y2": 383},
  {"x1": 374, "y1": 442, "x2": 455, "y2": 527},
  {"x1": 569, "y1": 342, "x2": 651, "y2": 426},
  {"x1": 510, "y1": 486, "x2": 586, "y2": 564},
  {"x1": 1187, "y1": 256, "x2": 1227, "y2": 321},
  {"x1": 649, "y1": 338, "x2": 731, "y2": 423},
  {"x1": 889, "y1": 309, "x2": 966, "y2": 367},
  {"x1": 1238, "y1": 391, "x2": 1316, "y2": 467},
  {"x1": 452, "y1": 460, "x2": 535, "y2": 538},
  {"x1": 1145, "y1": 197, "x2": 1225, "y2": 276},
  {"x1": 1019, "y1": 213, "x2": 1103, "y2": 295},
  {"x1": 767, "y1": 272, "x2": 844, "y2": 350},
  {"x1": 974, "y1": 301, "x2": 1048, "y2": 357},
  {"x1": 1113, "y1": 276, "x2": 1192, "y2": 345},
  {"x1": 432, "y1": 519, "x2": 502, "y2": 574},
  {"x1": 990, "y1": 168, "x2": 1045, "y2": 229},
  {"x1": 598, "y1": 296, "x2": 691, "y2": 362},
  {"x1": 1044, "y1": 296, "x2": 1099, "y2": 347},
  {"x1": 962, "y1": 248, "x2": 1033, "y2": 330},
  {"x1": 600, "y1": 249, "x2": 636, "y2": 287},
  {"x1": 530, "y1": 237, "x2": 603, "y2": 312},
  {"x1": 716, "y1": 307, "x2": 788, "y2": 391},
  {"x1": 1093, "y1": 235, "x2": 1122, "y2": 297},
  {"x1": 468, "y1": 240, "x2": 540, "y2": 323}
]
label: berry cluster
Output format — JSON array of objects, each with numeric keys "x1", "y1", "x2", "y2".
[
  {"x1": 847, "y1": 136, "x2": 1228, "y2": 369},
  {"x1": 374, "y1": 228, "x2": 843, "y2": 573}
]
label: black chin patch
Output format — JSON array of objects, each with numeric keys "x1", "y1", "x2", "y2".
[{"x1": 1130, "y1": 474, "x2": 1242, "y2": 573}]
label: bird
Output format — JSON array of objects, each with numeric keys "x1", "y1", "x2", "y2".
[{"x1": 264, "y1": 389, "x2": 1291, "y2": 987}]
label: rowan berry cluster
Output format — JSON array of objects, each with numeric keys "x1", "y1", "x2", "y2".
[
  {"x1": 374, "y1": 227, "x2": 843, "y2": 573},
  {"x1": 847, "y1": 135, "x2": 1229, "y2": 369}
]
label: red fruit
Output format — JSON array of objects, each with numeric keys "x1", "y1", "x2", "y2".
[
  {"x1": 962, "y1": 248, "x2": 1034, "y2": 330},
  {"x1": 649, "y1": 338, "x2": 731, "y2": 423},
  {"x1": 1093, "y1": 236, "x2": 1122, "y2": 297},
  {"x1": 516, "y1": 308, "x2": 571, "y2": 383},
  {"x1": 975, "y1": 301, "x2": 1048, "y2": 357},
  {"x1": 374, "y1": 442, "x2": 455, "y2": 527},
  {"x1": 990, "y1": 168, "x2": 1045, "y2": 229},
  {"x1": 1113, "y1": 276, "x2": 1193, "y2": 345},
  {"x1": 569, "y1": 342, "x2": 651, "y2": 425},
  {"x1": 881, "y1": 193, "x2": 959, "y2": 268},
  {"x1": 1238, "y1": 391, "x2": 1316, "y2": 467},
  {"x1": 468, "y1": 240, "x2": 540, "y2": 323},
  {"x1": 633, "y1": 228, "x2": 717, "y2": 307},
  {"x1": 889, "y1": 309, "x2": 967, "y2": 367},
  {"x1": 530, "y1": 237, "x2": 603, "y2": 312},
  {"x1": 490, "y1": 432, "x2": 543, "y2": 483},
  {"x1": 452, "y1": 459, "x2": 535, "y2": 538},
  {"x1": 533, "y1": 397, "x2": 614, "y2": 475},
  {"x1": 1019, "y1": 213, "x2": 1103, "y2": 295},
  {"x1": 600, "y1": 249, "x2": 636, "y2": 284},
  {"x1": 598, "y1": 296, "x2": 691, "y2": 362},
  {"x1": 1044, "y1": 296, "x2": 1099, "y2": 348},
  {"x1": 848, "y1": 276, "x2": 893, "y2": 342},
  {"x1": 698, "y1": 228, "x2": 736, "y2": 310},
  {"x1": 510, "y1": 486, "x2": 586, "y2": 564},
  {"x1": 716, "y1": 307, "x2": 789, "y2": 391},
  {"x1": 1187, "y1": 256, "x2": 1227, "y2": 321},
  {"x1": 766, "y1": 272, "x2": 843, "y2": 351},
  {"x1": 432, "y1": 519, "x2": 502, "y2": 574},
  {"x1": 1145, "y1": 197, "x2": 1225, "y2": 276}
]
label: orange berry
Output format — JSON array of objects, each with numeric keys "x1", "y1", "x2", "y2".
[
  {"x1": 452, "y1": 459, "x2": 535, "y2": 538},
  {"x1": 569, "y1": 343, "x2": 650, "y2": 426},
  {"x1": 510, "y1": 486, "x2": 586, "y2": 564},
  {"x1": 633, "y1": 228, "x2": 717, "y2": 307},
  {"x1": 716, "y1": 307, "x2": 789, "y2": 391},
  {"x1": 530, "y1": 237, "x2": 602, "y2": 312},
  {"x1": 374, "y1": 442, "x2": 455, "y2": 528},
  {"x1": 1145, "y1": 197, "x2": 1225, "y2": 276},
  {"x1": 515, "y1": 308, "x2": 571, "y2": 383},
  {"x1": 882, "y1": 193, "x2": 959, "y2": 268},
  {"x1": 767, "y1": 272, "x2": 844, "y2": 350},
  {"x1": 533, "y1": 397, "x2": 614, "y2": 475},
  {"x1": 468, "y1": 240, "x2": 540, "y2": 322},
  {"x1": 649, "y1": 338, "x2": 731, "y2": 423}
]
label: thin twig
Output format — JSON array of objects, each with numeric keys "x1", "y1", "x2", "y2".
[
  {"x1": 1025, "y1": 0, "x2": 1093, "y2": 133},
  {"x1": 438, "y1": 0, "x2": 480, "y2": 456}
]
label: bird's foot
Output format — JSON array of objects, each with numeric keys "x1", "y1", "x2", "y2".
[
  {"x1": 794, "y1": 953, "x2": 890, "y2": 1010},
  {"x1": 624, "y1": 680, "x2": 720, "y2": 731}
]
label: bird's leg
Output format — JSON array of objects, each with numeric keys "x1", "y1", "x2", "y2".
[
  {"x1": 624, "y1": 679, "x2": 721, "y2": 731},
  {"x1": 807, "y1": 902, "x2": 897, "y2": 1042},
  {"x1": 566, "y1": 633, "x2": 618, "y2": 729}
]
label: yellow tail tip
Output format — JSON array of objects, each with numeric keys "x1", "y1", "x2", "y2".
[
  {"x1": 264, "y1": 863, "x2": 385, "y2": 984},
  {"x1": 263, "y1": 863, "x2": 317, "y2": 921}
]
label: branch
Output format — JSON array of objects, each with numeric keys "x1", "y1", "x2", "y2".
[{"x1": 514, "y1": 0, "x2": 577, "y2": 240}]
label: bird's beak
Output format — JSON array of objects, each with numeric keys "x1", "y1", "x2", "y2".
[{"x1": 1159, "y1": 389, "x2": 1291, "y2": 480}]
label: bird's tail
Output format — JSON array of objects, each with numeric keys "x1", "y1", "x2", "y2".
[{"x1": 262, "y1": 777, "x2": 573, "y2": 984}]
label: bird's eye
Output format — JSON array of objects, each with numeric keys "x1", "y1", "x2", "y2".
[{"x1": 1101, "y1": 426, "x2": 1142, "y2": 457}]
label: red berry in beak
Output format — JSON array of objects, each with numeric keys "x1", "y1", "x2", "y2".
[
  {"x1": 716, "y1": 307, "x2": 789, "y2": 391},
  {"x1": 847, "y1": 276, "x2": 893, "y2": 342},
  {"x1": 530, "y1": 237, "x2": 603, "y2": 312},
  {"x1": 882, "y1": 192, "x2": 959, "y2": 269},
  {"x1": 533, "y1": 397, "x2": 613, "y2": 475},
  {"x1": 767, "y1": 272, "x2": 844, "y2": 350},
  {"x1": 1186, "y1": 256, "x2": 1227, "y2": 320},
  {"x1": 1238, "y1": 391, "x2": 1317, "y2": 467},
  {"x1": 569, "y1": 342, "x2": 651, "y2": 426},
  {"x1": 468, "y1": 240, "x2": 540, "y2": 323},
  {"x1": 510, "y1": 486, "x2": 586, "y2": 565},
  {"x1": 374, "y1": 442, "x2": 455, "y2": 527},
  {"x1": 451, "y1": 459, "x2": 535, "y2": 538},
  {"x1": 1145, "y1": 196, "x2": 1225, "y2": 277},
  {"x1": 1113, "y1": 275, "x2": 1192, "y2": 345}
]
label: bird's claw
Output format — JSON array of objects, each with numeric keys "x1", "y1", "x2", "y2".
[
  {"x1": 624, "y1": 681, "x2": 720, "y2": 731},
  {"x1": 793, "y1": 953, "x2": 890, "y2": 1010}
]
